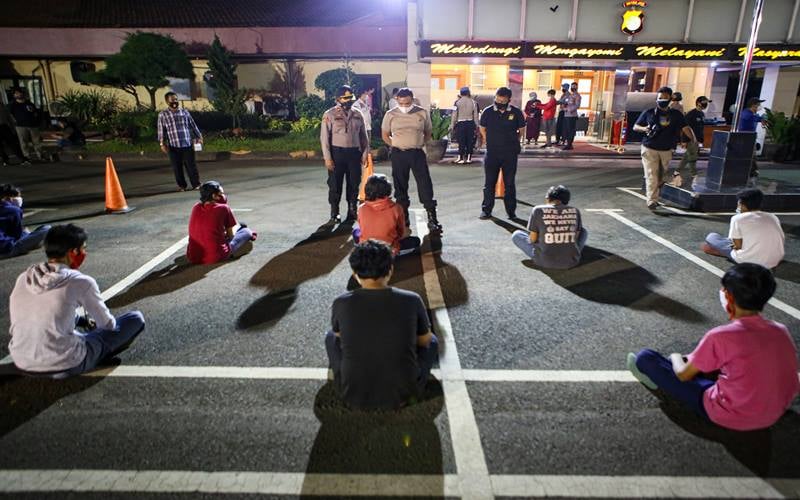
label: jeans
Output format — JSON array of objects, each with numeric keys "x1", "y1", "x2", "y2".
[
  {"x1": 542, "y1": 118, "x2": 555, "y2": 146},
  {"x1": 705, "y1": 232, "x2": 734, "y2": 259},
  {"x1": 482, "y1": 150, "x2": 519, "y2": 216},
  {"x1": 229, "y1": 227, "x2": 254, "y2": 258},
  {"x1": 634, "y1": 349, "x2": 713, "y2": 420},
  {"x1": 57, "y1": 311, "x2": 146, "y2": 378},
  {"x1": 325, "y1": 330, "x2": 439, "y2": 395},
  {"x1": 0, "y1": 225, "x2": 51, "y2": 258},
  {"x1": 511, "y1": 228, "x2": 588, "y2": 262},
  {"x1": 167, "y1": 146, "x2": 200, "y2": 189}
]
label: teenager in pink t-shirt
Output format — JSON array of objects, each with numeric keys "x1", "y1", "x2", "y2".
[
  {"x1": 627, "y1": 263, "x2": 799, "y2": 431},
  {"x1": 354, "y1": 174, "x2": 420, "y2": 256},
  {"x1": 187, "y1": 181, "x2": 257, "y2": 265}
]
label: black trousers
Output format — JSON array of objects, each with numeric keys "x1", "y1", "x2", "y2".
[
  {"x1": 391, "y1": 148, "x2": 436, "y2": 222},
  {"x1": 563, "y1": 116, "x2": 578, "y2": 145},
  {"x1": 555, "y1": 110, "x2": 565, "y2": 142},
  {"x1": 0, "y1": 124, "x2": 24, "y2": 162},
  {"x1": 328, "y1": 146, "x2": 362, "y2": 206},
  {"x1": 167, "y1": 146, "x2": 200, "y2": 189},
  {"x1": 482, "y1": 150, "x2": 518, "y2": 216},
  {"x1": 455, "y1": 121, "x2": 476, "y2": 157}
]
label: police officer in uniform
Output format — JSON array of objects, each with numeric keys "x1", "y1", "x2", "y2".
[
  {"x1": 381, "y1": 88, "x2": 442, "y2": 232},
  {"x1": 478, "y1": 87, "x2": 526, "y2": 220},
  {"x1": 320, "y1": 85, "x2": 370, "y2": 222}
]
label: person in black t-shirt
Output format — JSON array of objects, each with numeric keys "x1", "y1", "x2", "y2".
[
  {"x1": 633, "y1": 86, "x2": 697, "y2": 209},
  {"x1": 674, "y1": 96, "x2": 710, "y2": 187},
  {"x1": 478, "y1": 87, "x2": 526, "y2": 220},
  {"x1": 325, "y1": 240, "x2": 438, "y2": 410}
]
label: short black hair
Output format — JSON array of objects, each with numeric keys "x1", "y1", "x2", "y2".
[
  {"x1": 546, "y1": 185, "x2": 571, "y2": 205},
  {"x1": 656, "y1": 86, "x2": 673, "y2": 96},
  {"x1": 364, "y1": 174, "x2": 392, "y2": 201},
  {"x1": 396, "y1": 87, "x2": 414, "y2": 99},
  {"x1": 349, "y1": 240, "x2": 394, "y2": 280},
  {"x1": 737, "y1": 188, "x2": 763, "y2": 210},
  {"x1": 495, "y1": 87, "x2": 512, "y2": 98},
  {"x1": 1, "y1": 183, "x2": 20, "y2": 198},
  {"x1": 547, "y1": 89, "x2": 556, "y2": 96},
  {"x1": 44, "y1": 224, "x2": 87, "y2": 258},
  {"x1": 721, "y1": 263, "x2": 776, "y2": 311},
  {"x1": 200, "y1": 180, "x2": 222, "y2": 202},
  {"x1": 391, "y1": 87, "x2": 399, "y2": 95},
  {"x1": 164, "y1": 92, "x2": 178, "y2": 101}
]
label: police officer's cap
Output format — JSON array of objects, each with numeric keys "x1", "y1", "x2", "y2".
[{"x1": 336, "y1": 85, "x2": 356, "y2": 101}]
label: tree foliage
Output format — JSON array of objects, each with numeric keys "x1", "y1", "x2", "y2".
[
  {"x1": 206, "y1": 35, "x2": 247, "y2": 128},
  {"x1": 314, "y1": 57, "x2": 364, "y2": 103},
  {"x1": 270, "y1": 60, "x2": 306, "y2": 120}
]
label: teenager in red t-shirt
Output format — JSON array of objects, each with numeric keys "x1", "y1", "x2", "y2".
[
  {"x1": 354, "y1": 174, "x2": 420, "y2": 256},
  {"x1": 187, "y1": 181, "x2": 257, "y2": 264}
]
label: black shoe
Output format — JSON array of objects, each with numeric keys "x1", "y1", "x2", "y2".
[
  {"x1": 540, "y1": 144, "x2": 549, "y2": 148},
  {"x1": 507, "y1": 212, "x2": 516, "y2": 220},
  {"x1": 479, "y1": 211, "x2": 491, "y2": 220},
  {"x1": 562, "y1": 145, "x2": 574, "y2": 150},
  {"x1": 329, "y1": 205, "x2": 341, "y2": 223},
  {"x1": 426, "y1": 208, "x2": 443, "y2": 232}
]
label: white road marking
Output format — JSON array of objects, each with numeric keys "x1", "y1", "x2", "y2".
[
  {"x1": 585, "y1": 208, "x2": 623, "y2": 212},
  {"x1": 598, "y1": 209, "x2": 800, "y2": 321},
  {"x1": 231, "y1": 208, "x2": 253, "y2": 212},
  {"x1": 616, "y1": 187, "x2": 800, "y2": 216},
  {"x1": 411, "y1": 208, "x2": 493, "y2": 500},
  {"x1": 22, "y1": 208, "x2": 57, "y2": 217},
  {"x1": 2, "y1": 470, "x2": 798, "y2": 498}
]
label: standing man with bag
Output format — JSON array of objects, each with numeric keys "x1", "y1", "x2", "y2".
[
  {"x1": 158, "y1": 92, "x2": 203, "y2": 192},
  {"x1": 381, "y1": 88, "x2": 442, "y2": 232},
  {"x1": 321, "y1": 85, "x2": 370, "y2": 223},
  {"x1": 478, "y1": 87, "x2": 526, "y2": 220}
]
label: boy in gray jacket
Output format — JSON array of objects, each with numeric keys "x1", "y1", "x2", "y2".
[{"x1": 8, "y1": 224, "x2": 145, "y2": 377}]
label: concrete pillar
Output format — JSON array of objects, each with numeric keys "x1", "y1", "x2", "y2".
[
  {"x1": 508, "y1": 64, "x2": 524, "y2": 109},
  {"x1": 756, "y1": 64, "x2": 780, "y2": 153}
]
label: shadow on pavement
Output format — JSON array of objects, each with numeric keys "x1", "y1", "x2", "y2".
[
  {"x1": 301, "y1": 379, "x2": 445, "y2": 498},
  {"x1": 774, "y1": 260, "x2": 800, "y2": 284},
  {"x1": 658, "y1": 395, "x2": 800, "y2": 482},
  {"x1": 237, "y1": 222, "x2": 354, "y2": 330},
  {"x1": 526, "y1": 246, "x2": 707, "y2": 323},
  {"x1": 107, "y1": 256, "x2": 229, "y2": 308}
]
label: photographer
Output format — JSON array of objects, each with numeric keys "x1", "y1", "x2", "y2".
[{"x1": 633, "y1": 86, "x2": 697, "y2": 210}]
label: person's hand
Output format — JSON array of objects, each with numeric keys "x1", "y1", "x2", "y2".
[
  {"x1": 361, "y1": 155, "x2": 369, "y2": 167},
  {"x1": 325, "y1": 159, "x2": 334, "y2": 171},
  {"x1": 160, "y1": 144, "x2": 168, "y2": 154}
]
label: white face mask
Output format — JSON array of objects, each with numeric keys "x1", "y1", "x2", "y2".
[
  {"x1": 398, "y1": 105, "x2": 412, "y2": 113},
  {"x1": 10, "y1": 196, "x2": 22, "y2": 208},
  {"x1": 719, "y1": 289, "x2": 730, "y2": 315}
]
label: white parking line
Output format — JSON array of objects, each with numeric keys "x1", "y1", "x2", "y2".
[
  {"x1": 598, "y1": 209, "x2": 800, "y2": 321},
  {"x1": 412, "y1": 208, "x2": 493, "y2": 500},
  {"x1": 2, "y1": 470, "x2": 797, "y2": 498}
]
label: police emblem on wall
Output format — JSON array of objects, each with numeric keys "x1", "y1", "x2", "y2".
[{"x1": 621, "y1": 0, "x2": 646, "y2": 36}]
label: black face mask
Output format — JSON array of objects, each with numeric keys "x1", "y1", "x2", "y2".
[
  {"x1": 169, "y1": 102, "x2": 179, "y2": 109},
  {"x1": 340, "y1": 101, "x2": 354, "y2": 109},
  {"x1": 699, "y1": 102, "x2": 708, "y2": 110},
  {"x1": 495, "y1": 101, "x2": 508, "y2": 110},
  {"x1": 656, "y1": 99, "x2": 670, "y2": 109}
]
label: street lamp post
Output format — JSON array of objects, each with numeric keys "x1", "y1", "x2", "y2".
[{"x1": 731, "y1": 0, "x2": 765, "y2": 132}]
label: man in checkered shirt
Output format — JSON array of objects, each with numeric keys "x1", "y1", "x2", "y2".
[{"x1": 158, "y1": 92, "x2": 204, "y2": 191}]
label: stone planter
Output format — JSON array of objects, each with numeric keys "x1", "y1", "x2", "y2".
[{"x1": 425, "y1": 139, "x2": 448, "y2": 163}]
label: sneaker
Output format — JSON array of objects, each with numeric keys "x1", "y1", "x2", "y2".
[
  {"x1": 177, "y1": 186, "x2": 187, "y2": 192},
  {"x1": 455, "y1": 158, "x2": 465, "y2": 164},
  {"x1": 479, "y1": 211, "x2": 491, "y2": 220},
  {"x1": 626, "y1": 352, "x2": 658, "y2": 390},
  {"x1": 647, "y1": 202, "x2": 659, "y2": 210},
  {"x1": 250, "y1": 232, "x2": 258, "y2": 241}
]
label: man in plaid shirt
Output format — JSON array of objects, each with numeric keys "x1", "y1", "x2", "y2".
[{"x1": 158, "y1": 92, "x2": 203, "y2": 191}]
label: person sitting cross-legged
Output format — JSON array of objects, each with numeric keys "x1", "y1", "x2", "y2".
[
  {"x1": 8, "y1": 224, "x2": 145, "y2": 377},
  {"x1": 353, "y1": 174, "x2": 420, "y2": 256},
  {"x1": 0, "y1": 183, "x2": 50, "y2": 259},
  {"x1": 511, "y1": 184, "x2": 587, "y2": 269},
  {"x1": 187, "y1": 181, "x2": 257, "y2": 265},
  {"x1": 702, "y1": 188, "x2": 784, "y2": 270},
  {"x1": 325, "y1": 240, "x2": 439, "y2": 410},
  {"x1": 628, "y1": 263, "x2": 799, "y2": 431}
]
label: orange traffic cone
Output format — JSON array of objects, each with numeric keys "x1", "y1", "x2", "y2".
[
  {"x1": 358, "y1": 154, "x2": 375, "y2": 202},
  {"x1": 105, "y1": 157, "x2": 134, "y2": 214},
  {"x1": 495, "y1": 170, "x2": 505, "y2": 198}
]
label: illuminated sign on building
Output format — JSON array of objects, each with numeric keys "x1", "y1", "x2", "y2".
[
  {"x1": 531, "y1": 44, "x2": 625, "y2": 59},
  {"x1": 425, "y1": 42, "x2": 522, "y2": 58},
  {"x1": 621, "y1": 1, "x2": 647, "y2": 36},
  {"x1": 634, "y1": 45, "x2": 727, "y2": 60}
]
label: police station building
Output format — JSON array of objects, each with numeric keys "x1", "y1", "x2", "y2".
[{"x1": 405, "y1": 0, "x2": 800, "y2": 146}]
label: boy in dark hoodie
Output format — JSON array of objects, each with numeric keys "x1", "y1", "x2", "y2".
[
  {"x1": 354, "y1": 174, "x2": 420, "y2": 256},
  {"x1": 8, "y1": 224, "x2": 145, "y2": 376},
  {"x1": 0, "y1": 184, "x2": 51, "y2": 258}
]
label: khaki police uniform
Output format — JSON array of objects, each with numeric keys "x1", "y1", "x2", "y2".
[{"x1": 321, "y1": 104, "x2": 370, "y2": 215}]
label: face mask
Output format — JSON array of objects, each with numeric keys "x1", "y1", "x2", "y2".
[
  {"x1": 495, "y1": 101, "x2": 508, "y2": 110},
  {"x1": 699, "y1": 102, "x2": 708, "y2": 110},
  {"x1": 719, "y1": 289, "x2": 733, "y2": 318},
  {"x1": 216, "y1": 194, "x2": 227, "y2": 204},
  {"x1": 169, "y1": 102, "x2": 179, "y2": 109},
  {"x1": 398, "y1": 106, "x2": 411, "y2": 113},
  {"x1": 735, "y1": 206, "x2": 742, "y2": 214},
  {"x1": 69, "y1": 249, "x2": 86, "y2": 270},
  {"x1": 657, "y1": 99, "x2": 670, "y2": 109},
  {"x1": 341, "y1": 100, "x2": 353, "y2": 110},
  {"x1": 10, "y1": 197, "x2": 22, "y2": 208}
]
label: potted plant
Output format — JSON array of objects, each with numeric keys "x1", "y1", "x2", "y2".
[
  {"x1": 425, "y1": 105, "x2": 451, "y2": 163},
  {"x1": 763, "y1": 109, "x2": 800, "y2": 162}
]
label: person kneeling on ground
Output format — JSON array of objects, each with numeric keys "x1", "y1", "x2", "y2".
[
  {"x1": 187, "y1": 181, "x2": 257, "y2": 265},
  {"x1": 702, "y1": 188, "x2": 784, "y2": 269},
  {"x1": 628, "y1": 263, "x2": 799, "y2": 431},
  {"x1": 8, "y1": 224, "x2": 145, "y2": 377},
  {"x1": 511, "y1": 184, "x2": 587, "y2": 269},
  {"x1": 325, "y1": 240, "x2": 438, "y2": 410},
  {"x1": 0, "y1": 184, "x2": 51, "y2": 258},
  {"x1": 353, "y1": 174, "x2": 421, "y2": 256}
]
